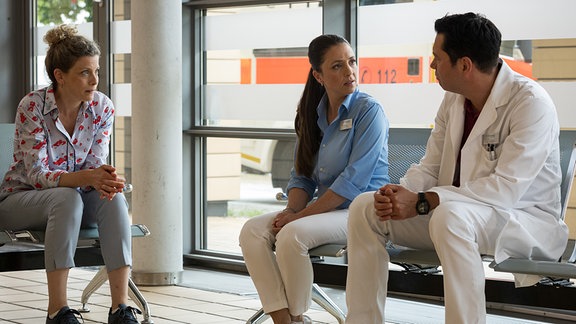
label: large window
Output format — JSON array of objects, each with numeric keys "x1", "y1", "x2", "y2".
[
  {"x1": 189, "y1": 2, "x2": 322, "y2": 256},
  {"x1": 203, "y1": 2, "x2": 321, "y2": 129},
  {"x1": 357, "y1": 0, "x2": 576, "y2": 129},
  {"x1": 188, "y1": 0, "x2": 576, "y2": 262}
]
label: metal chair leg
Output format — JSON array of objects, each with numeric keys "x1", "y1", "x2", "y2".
[
  {"x1": 311, "y1": 283, "x2": 346, "y2": 324},
  {"x1": 246, "y1": 307, "x2": 269, "y2": 324},
  {"x1": 247, "y1": 284, "x2": 345, "y2": 324},
  {"x1": 128, "y1": 277, "x2": 153, "y2": 324},
  {"x1": 77, "y1": 267, "x2": 153, "y2": 324},
  {"x1": 79, "y1": 267, "x2": 109, "y2": 312}
]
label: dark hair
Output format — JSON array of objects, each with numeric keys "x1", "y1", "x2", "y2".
[
  {"x1": 434, "y1": 12, "x2": 501, "y2": 73},
  {"x1": 44, "y1": 24, "x2": 101, "y2": 90},
  {"x1": 294, "y1": 34, "x2": 350, "y2": 177}
]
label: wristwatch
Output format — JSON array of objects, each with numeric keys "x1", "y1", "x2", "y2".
[{"x1": 416, "y1": 191, "x2": 430, "y2": 215}]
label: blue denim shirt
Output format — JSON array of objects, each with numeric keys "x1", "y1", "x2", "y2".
[{"x1": 286, "y1": 88, "x2": 389, "y2": 209}]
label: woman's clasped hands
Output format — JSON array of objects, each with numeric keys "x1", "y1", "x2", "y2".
[
  {"x1": 272, "y1": 207, "x2": 298, "y2": 233},
  {"x1": 92, "y1": 165, "x2": 126, "y2": 200}
]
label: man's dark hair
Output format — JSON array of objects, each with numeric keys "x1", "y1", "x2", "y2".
[{"x1": 434, "y1": 12, "x2": 501, "y2": 73}]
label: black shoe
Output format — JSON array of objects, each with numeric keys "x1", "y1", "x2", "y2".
[
  {"x1": 108, "y1": 304, "x2": 142, "y2": 324},
  {"x1": 45, "y1": 306, "x2": 83, "y2": 324}
]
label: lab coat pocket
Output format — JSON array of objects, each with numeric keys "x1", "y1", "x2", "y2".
[{"x1": 481, "y1": 149, "x2": 498, "y2": 170}]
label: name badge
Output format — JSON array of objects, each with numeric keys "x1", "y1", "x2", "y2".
[{"x1": 340, "y1": 119, "x2": 352, "y2": 130}]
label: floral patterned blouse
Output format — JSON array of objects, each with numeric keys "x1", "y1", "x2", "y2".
[{"x1": 0, "y1": 85, "x2": 114, "y2": 200}]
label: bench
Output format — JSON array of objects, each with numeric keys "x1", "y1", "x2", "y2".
[
  {"x1": 0, "y1": 123, "x2": 154, "y2": 324},
  {"x1": 247, "y1": 127, "x2": 576, "y2": 324}
]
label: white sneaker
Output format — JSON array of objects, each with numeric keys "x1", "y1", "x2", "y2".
[{"x1": 291, "y1": 315, "x2": 312, "y2": 324}]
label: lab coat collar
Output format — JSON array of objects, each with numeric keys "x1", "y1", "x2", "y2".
[{"x1": 465, "y1": 60, "x2": 516, "y2": 144}]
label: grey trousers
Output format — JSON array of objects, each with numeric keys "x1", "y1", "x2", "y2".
[{"x1": 0, "y1": 188, "x2": 132, "y2": 272}]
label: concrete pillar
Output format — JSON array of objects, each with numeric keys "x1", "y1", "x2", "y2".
[{"x1": 131, "y1": 0, "x2": 183, "y2": 285}]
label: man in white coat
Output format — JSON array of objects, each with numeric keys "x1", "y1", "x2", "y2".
[{"x1": 344, "y1": 12, "x2": 569, "y2": 324}]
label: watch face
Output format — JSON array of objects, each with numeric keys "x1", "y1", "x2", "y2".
[
  {"x1": 417, "y1": 201, "x2": 430, "y2": 214},
  {"x1": 416, "y1": 192, "x2": 430, "y2": 215}
]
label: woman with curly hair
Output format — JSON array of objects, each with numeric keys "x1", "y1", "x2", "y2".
[{"x1": 0, "y1": 24, "x2": 139, "y2": 324}]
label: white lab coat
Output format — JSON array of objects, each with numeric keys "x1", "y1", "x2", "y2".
[{"x1": 402, "y1": 61, "x2": 569, "y2": 287}]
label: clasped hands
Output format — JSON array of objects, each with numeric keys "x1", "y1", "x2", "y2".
[
  {"x1": 374, "y1": 184, "x2": 419, "y2": 221},
  {"x1": 94, "y1": 165, "x2": 126, "y2": 201},
  {"x1": 272, "y1": 208, "x2": 297, "y2": 234}
]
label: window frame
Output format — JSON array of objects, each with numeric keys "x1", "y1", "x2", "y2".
[{"x1": 181, "y1": 0, "x2": 356, "y2": 272}]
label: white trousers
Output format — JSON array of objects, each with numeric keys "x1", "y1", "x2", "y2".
[
  {"x1": 239, "y1": 209, "x2": 348, "y2": 316},
  {"x1": 345, "y1": 192, "x2": 506, "y2": 324}
]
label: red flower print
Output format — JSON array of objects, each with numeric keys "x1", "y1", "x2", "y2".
[
  {"x1": 96, "y1": 139, "x2": 102, "y2": 144},
  {"x1": 104, "y1": 106, "x2": 109, "y2": 113},
  {"x1": 28, "y1": 102, "x2": 36, "y2": 111},
  {"x1": 32, "y1": 141, "x2": 46, "y2": 150},
  {"x1": 76, "y1": 158, "x2": 83, "y2": 163},
  {"x1": 73, "y1": 138, "x2": 78, "y2": 145},
  {"x1": 34, "y1": 183, "x2": 42, "y2": 189},
  {"x1": 79, "y1": 125, "x2": 84, "y2": 131},
  {"x1": 19, "y1": 113, "x2": 27, "y2": 123},
  {"x1": 93, "y1": 115, "x2": 101, "y2": 125},
  {"x1": 54, "y1": 157, "x2": 67, "y2": 166},
  {"x1": 31, "y1": 127, "x2": 43, "y2": 135},
  {"x1": 52, "y1": 140, "x2": 66, "y2": 147}
]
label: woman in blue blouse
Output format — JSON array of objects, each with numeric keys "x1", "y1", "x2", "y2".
[{"x1": 239, "y1": 34, "x2": 389, "y2": 324}]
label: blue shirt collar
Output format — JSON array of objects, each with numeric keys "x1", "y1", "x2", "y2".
[{"x1": 317, "y1": 88, "x2": 360, "y2": 129}]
